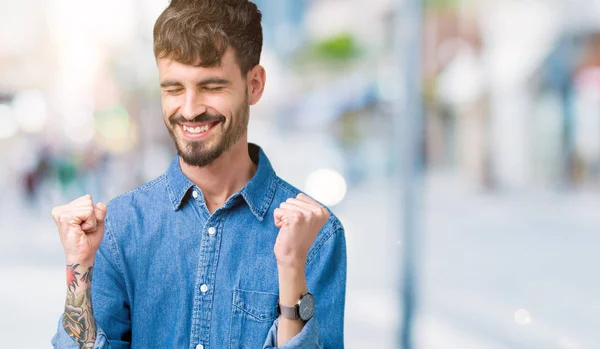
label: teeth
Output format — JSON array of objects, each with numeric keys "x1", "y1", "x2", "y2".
[{"x1": 183, "y1": 124, "x2": 210, "y2": 133}]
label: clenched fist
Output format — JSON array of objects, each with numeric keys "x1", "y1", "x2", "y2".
[
  {"x1": 51, "y1": 195, "x2": 107, "y2": 264},
  {"x1": 273, "y1": 193, "x2": 330, "y2": 270}
]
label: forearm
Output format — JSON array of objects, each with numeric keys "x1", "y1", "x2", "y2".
[
  {"x1": 277, "y1": 266, "x2": 307, "y2": 347},
  {"x1": 63, "y1": 260, "x2": 97, "y2": 348}
]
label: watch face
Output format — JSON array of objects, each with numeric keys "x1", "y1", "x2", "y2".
[{"x1": 298, "y1": 293, "x2": 315, "y2": 321}]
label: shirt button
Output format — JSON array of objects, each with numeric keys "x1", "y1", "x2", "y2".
[
  {"x1": 192, "y1": 191, "x2": 199, "y2": 199},
  {"x1": 208, "y1": 227, "x2": 216, "y2": 235},
  {"x1": 200, "y1": 284, "x2": 209, "y2": 293},
  {"x1": 195, "y1": 345, "x2": 204, "y2": 349}
]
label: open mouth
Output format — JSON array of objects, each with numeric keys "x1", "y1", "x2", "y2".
[{"x1": 179, "y1": 121, "x2": 221, "y2": 138}]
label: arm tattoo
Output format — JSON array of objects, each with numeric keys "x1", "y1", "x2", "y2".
[
  {"x1": 81, "y1": 266, "x2": 93, "y2": 283},
  {"x1": 63, "y1": 264, "x2": 96, "y2": 348}
]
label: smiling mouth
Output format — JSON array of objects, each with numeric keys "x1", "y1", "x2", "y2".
[
  {"x1": 183, "y1": 124, "x2": 211, "y2": 133},
  {"x1": 179, "y1": 121, "x2": 221, "y2": 138}
]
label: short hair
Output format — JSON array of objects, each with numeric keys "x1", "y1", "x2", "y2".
[{"x1": 153, "y1": 0, "x2": 263, "y2": 75}]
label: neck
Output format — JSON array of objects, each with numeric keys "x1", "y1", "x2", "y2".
[{"x1": 180, "y1": 139, "x2": 257, "y2": 213}]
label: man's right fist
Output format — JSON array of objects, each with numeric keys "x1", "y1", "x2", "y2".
[{"x1": 51, "y1": 194, "x2": 107, "y2": 264}]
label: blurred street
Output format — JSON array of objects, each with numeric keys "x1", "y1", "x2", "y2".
[
  {"x1": 1, "y1": 171, "x2": 598, "y2": 348},
  {"x1": 3, "y1": 0, "x2": 600, "y2": 347}
]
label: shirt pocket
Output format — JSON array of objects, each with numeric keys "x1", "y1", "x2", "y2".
[{"x1": 229, "y1": 288, "x2": 279, "y2": 349}]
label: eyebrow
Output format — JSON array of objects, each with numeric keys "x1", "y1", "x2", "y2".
[
  {"x1": 160, "y1": 80, "x2": 183, "y2": 88},
  {"x1": 160, "y1": 78, "x2": 230, "y2": 88}
]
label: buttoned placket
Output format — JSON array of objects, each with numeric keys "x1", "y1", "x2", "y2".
[{"x1": 189, "y1": 189, "x2": 224, "y2": 349}]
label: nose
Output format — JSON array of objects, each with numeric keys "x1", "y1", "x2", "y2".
[{"x1": 180, "y1": 90, "x2": 207, "y2": 121}]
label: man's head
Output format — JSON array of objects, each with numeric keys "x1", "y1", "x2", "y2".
[{"x1": 154, "y1": 0, "x2": 265, "y2": 167}]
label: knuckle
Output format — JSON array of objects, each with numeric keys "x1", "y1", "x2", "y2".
[{"x1": 58, "y1": 212, "x2": 69, "y2": 223}]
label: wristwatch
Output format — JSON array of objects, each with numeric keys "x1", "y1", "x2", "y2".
[{"x1": 277, "y1": 292, "x2": 315, "y2": 321}]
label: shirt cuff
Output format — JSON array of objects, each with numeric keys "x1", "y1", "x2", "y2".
[
  {"x1": 262, "y1": 316, "x2": 323, "y2": 349},
  {"x1": 51, "y1": 314, "x2": 109, "y2": 348}
]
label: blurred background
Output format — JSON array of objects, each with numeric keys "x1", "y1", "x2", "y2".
[{"x1": 0, "y1": 0, "x2": 599, "y2": 348}]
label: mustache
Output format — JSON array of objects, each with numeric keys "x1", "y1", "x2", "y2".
[{"x1": 170, "y1": 112, "x2": 225, "y2": 125}]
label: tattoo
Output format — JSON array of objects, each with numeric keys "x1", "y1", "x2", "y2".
[
  {"x1": 81, "y1": 266, "x2": 93, "y2": 283},
  {"x1": 63, "y1": 264, "x2": 96, "y2": 348},
  {"x1": 66, "y1": 264, "x2": 80, "y2": 291}
]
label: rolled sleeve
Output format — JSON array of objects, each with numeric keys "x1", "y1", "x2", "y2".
[
  {"x1": 51, "y1": 315, "x2": 110, "y2": 348},
  {"x1": 262, "y1": 317, "x2": 323, "y2": 349}
]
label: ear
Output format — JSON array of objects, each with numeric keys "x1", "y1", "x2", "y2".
[{"x1": 246, "y1": 65, "x2": 266, "y2": 106}]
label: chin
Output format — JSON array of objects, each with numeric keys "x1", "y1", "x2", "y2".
[{"x1": 178, "y1": 142, "x2": 224, "y2": 167}]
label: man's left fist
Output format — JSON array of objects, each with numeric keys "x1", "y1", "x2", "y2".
[{"x1": 273, "y1": 193, "x2": 330, "y2": 270}]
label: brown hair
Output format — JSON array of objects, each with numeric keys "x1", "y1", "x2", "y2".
[{"x1": 153, "y1": 0, "x2": 263, "y2": 75}]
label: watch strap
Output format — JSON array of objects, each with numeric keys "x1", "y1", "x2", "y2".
[{"x1": 277, "y1": 303, "x2": 300, "y2": 320}]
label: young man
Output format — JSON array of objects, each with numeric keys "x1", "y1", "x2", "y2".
[{"x1": 50, "y1": 0, "x2": 346, "y2": 348}]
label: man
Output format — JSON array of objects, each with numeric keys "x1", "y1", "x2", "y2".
[{"x1": 51, "y1": 0, "x2": 346, "y2": 348}]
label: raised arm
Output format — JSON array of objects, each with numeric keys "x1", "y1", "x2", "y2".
[{"x1": 52, "y1": 194, "x2": 107, "y2": 347}]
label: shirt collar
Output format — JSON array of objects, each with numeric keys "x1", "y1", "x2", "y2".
[
  {"x1": 165, "y1": 154, "x2": 195, "y2": 211},
  {"x1": 165, "y1": 143, "x2": 277, "y2": 221},
  {"x1": 240, "y1": 143, "x2": 278, "y2": 221}
]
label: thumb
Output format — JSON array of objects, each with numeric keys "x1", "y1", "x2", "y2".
[
  {"x1": 275, "y1": 219, "x2": 284, "y2": 229},
  {"x1": 95, "y1": 202, "x2": 107, "y2": 224},
  {"x1": 273, "y1": 208, "x2": 288, "y2": 229}
]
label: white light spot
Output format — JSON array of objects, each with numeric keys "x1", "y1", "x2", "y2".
[
  {"x1": 0, "y1": 104, "x2": 18, "y2": 139},
  {"x1": 514, "y1": 309, "x2": 532, "y2": 325},
  {"x1": 304, "y1": 169, "x2": 347, "y2": 207},
  {"x1": 12, "y1": 90, "x2": 47, "y2": 133}
]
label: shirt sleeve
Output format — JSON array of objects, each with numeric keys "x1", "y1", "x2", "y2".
[
  {"x1": 262, "y1": 227, "x2": 347, "y2": 349},
  {"x1": 51, "y1": 315, "x2": 111, "y2": 348},
  {"x1": 51, "y1": 217, "x2": 132, "y2": 349}
]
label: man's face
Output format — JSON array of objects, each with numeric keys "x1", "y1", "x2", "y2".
[{"x1": 157, "y1": 48, "x2": 250, "y2": 167}]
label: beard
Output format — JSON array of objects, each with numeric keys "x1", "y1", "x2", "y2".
[{"x1": 165, "y1": 96, "x2": 249, "y2": 168}]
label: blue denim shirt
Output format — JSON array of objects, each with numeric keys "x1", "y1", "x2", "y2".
[{"x1": 51, "y1": 144, "x2": 346, "y2": 349}]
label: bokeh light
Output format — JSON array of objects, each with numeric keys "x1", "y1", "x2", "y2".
[
  {"x1": 514, "y1": 309, "x2": 532, "y2": 325},
  {"x1": 11, "y1": 90, "x2": 47, "y2": 133},
  {"x1": 0, "y1": 104, "x2": 18, "y2": 139},
  {"x1": 304, "y1": 168, "x2": 347, "y2": 207}
]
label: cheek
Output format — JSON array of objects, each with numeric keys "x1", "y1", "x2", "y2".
[
  {"x1": 218, "y1": 95, "x2": 245, "y2": 113},
  {"x1": 205, "y1": 95, "x2": 236, "y2": 118},
  {"x1": 161, "y1": 95, "x2": 180, "y2": 118}
]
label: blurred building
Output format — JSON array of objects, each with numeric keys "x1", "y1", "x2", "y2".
[{"x1": 1, "y1": 1, "x2": 600, "y2": 348}]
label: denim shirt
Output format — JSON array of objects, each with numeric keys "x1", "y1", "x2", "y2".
[{"x1": 51, "y1": 143, "x2": 346, "y2": 349}]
